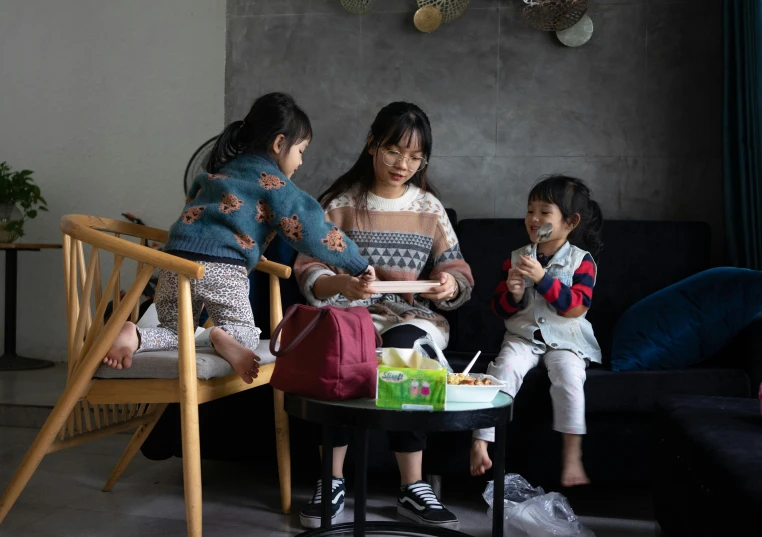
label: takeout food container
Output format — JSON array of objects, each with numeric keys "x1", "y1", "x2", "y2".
[{"x1": 445, "y1": 374, "x2": 505, "y2": 403}]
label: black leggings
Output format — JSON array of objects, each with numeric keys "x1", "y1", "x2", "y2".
[{"x1": 319, "y1": 325, "x2": 430, "y2": 453}]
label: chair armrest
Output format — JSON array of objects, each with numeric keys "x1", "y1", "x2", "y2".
[
  {"x1": 255, "y1": 259, "x2": 291, "y2": 279},
  {"x1": 60, "y1": 215, "x2": 204, "y2": 279}
]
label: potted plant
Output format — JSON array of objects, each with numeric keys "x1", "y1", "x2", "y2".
[{"x1": 0, "y1": 162, "x2": 48, "y2": 243}]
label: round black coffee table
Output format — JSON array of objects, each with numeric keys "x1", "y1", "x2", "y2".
[{"x1": 284, "y1": 393, "x2": 513, "y2": 537}]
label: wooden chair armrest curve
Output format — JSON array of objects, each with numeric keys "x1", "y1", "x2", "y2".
[
  {"x1": 60, "y1": 215, "x2": 204, "y2": 279},
  {"x1": 254, "y1": 260, "x2": 292, "y2": 279}
]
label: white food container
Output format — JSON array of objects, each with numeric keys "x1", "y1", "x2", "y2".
[{"x1": 446, "y1": 374, "x2": 505, "y2": 403}]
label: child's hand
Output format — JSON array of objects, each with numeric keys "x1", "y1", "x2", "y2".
[
  {"x1": 360, "y1": 265, "x2": 376, "y2": 282},
  {"x1": 517, "y1": 255, "x2": 546, "y2": 285},
  {"x1": 339, "y1": 274, "x2": 377, "y2": 301},
  {"x1": 507, "y1": 268, "x2": 525, "y2": 302}
]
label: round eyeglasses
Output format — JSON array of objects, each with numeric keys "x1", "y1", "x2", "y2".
[{"x1": 380, "y1": 148, "x2": 427, "y2": 172}]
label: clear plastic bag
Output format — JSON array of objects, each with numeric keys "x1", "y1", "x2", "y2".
[
  {"x1": 413, "y1": 336, "x2": 454, "y2": 373},
  {"x1": 484, "y1": 475, "x2": 595, "y2": 537},
  {"x1": 483, "y1": 474, "x2": 545, "y2": 505}
]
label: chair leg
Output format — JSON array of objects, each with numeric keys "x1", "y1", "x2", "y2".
[
  {"x1": 103, "y1": 403, "x2": 169, "y2": 492},
  {"x1": 180, "y1": 398, "x2": 202, "y2": 537},
  {"x1": 273, "y1": 388, "x2": 291, "y2": 515},
  {"x1": 177, "y1": 275, "x2": 202, "y2": 537},
  {"x1": 0, "y1": 390, "x2": 82, "y2": 523}
]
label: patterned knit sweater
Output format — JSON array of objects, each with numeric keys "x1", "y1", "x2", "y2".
[
  {"x1": 164, "y1": 153, "x2": 368, "y2": 274},
  {"x1": 294, "y1": 185, "x2": 474, "y2": 349}
]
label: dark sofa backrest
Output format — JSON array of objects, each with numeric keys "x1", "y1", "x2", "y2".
[{"x1": 455, "y1": 219, "x2": 712, "y2": 361}]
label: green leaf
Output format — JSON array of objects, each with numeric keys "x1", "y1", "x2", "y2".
[{"x1": 27, "y1": 210, "x2": 37, "y2": 219}]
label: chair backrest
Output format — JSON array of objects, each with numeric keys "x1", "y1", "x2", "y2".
[{"x1": 60, "y1": 215, "x2": 205, "y2": 380}]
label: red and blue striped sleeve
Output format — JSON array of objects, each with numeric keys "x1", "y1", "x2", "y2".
[
  {"x1": 491, "y1": 258, "x2": 523, "y2": 319},
  {"x1": 535, "y1": 254, "x2": 595, "y2": 318}
]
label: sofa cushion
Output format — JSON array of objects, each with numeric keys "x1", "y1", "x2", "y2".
[
  {"x1": 444, "y1": 350, "x2": 750, "y2": 413},
  {"x1": 454, "y1": 219, "x2": 711, "y2": 361},
  {"x1": 94, "y1": 339, "x2": 277, "y2": 380},
  {"x1": 610, "y1": 268, "x2": 762, "y2": 371}
]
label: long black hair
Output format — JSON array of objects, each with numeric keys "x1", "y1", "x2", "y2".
[
  {"x1": 319, "y1": 102, "x2": 438, "y2": 211},
  {"x1": 206, "y1": 92, "x2": 312, "y2": 174},
  {"x1": 528, "y1": 175, "x2": 604, "y2": 259}
]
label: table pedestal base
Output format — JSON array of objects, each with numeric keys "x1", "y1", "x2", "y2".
[{"x1": 298, "y1": 521, "x2": 474, "y2": 537}]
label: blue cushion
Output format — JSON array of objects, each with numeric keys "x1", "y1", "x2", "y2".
[{"x1": 610, "y1": 268, "x2": 762, "y2": 371}]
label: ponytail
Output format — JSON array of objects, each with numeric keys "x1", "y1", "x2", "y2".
[
  {"x1": 206, "y1": 93, "x2": 312, "y2": 174},
  {"x1": 206, "y1": 121, "x2": 245, "y2": 174},
  {"x1": 577, "y1": 199, "x2": 603, "y2": 260}
]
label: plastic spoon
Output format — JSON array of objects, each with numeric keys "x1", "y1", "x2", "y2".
[
  {"x1": 531, "y1": 222, "x2": 554, "y2": 258},
  {"x1": 462, "y1": 350, "x2": 482, "y2": 376}
]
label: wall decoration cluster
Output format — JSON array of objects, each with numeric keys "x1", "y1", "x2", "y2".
[
  {"x1": 339, "y1": 0, "x2": 592, "y2": 45},
  {"x1": 340, "y1": 0, "x2": 472, "y2": 34},
  {"x1": 523, "y1": 0, "x2": 593, "y2": 47}
]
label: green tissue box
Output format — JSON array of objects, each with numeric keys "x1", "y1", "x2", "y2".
[{"x1": 376, "y1": 365, "x2": 447, "y2": 411}]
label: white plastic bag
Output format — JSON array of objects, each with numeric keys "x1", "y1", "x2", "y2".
[
  {"x1": 484, "y1": 475, "x2": 595, "y2": 537},
  {"x1": 413, "y1": 336, "x2": 453, "y2": 373}
]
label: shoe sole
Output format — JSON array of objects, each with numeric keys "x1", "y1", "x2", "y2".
[
  {"x1": 396, "y1": 505, "x2": 459, "y2": 530},
  {"x1": 300, "y1": 503, "x2": 344, "y2": 529}
]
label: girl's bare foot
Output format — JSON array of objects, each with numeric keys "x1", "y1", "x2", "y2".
[
  {"x1": 561, "y1": 433, "x2": 590, "y2": 487},
  {"x1": 210, "y1": 327, "x2": 260, "y2": 384},
  {"x1": 561, "y1": 458, "x2": 590, "y2": 487},
  {"x1": 103, "y1": 322, "x2": 139, "y2": 369},
  {"x1": 470, "y1": 438, "x2": 493, "y2": 476}
]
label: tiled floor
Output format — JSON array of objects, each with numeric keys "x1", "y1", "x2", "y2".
[{"x1": 0, "y1": 424, "x2": 660, "y2": 537}]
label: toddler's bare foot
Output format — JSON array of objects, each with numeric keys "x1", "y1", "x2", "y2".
[
  {"x1": 561, "y1": 458, "x2": 590, "y2": 487},
  {"x1": 210, "y1": 327, "x2": 260, "y2": 384},
  {"x1": 470, "y1": 439, "x2": 493, "y2": 476},
  {"x1": 103, "y1": 322, "x2": 139, "y2": 369}
]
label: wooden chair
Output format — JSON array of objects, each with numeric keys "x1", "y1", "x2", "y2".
[{"x1": 0, "y1": 215, "x2": 293, "y2": 537}]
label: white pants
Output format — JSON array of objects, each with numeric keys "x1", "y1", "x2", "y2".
[{"x1": 474, "y1": 338, "x2": 588, "y2": 442}]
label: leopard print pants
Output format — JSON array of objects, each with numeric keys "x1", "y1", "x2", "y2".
[{"x1": 136, "y1": 261, "x2": 261, "y2": 353}]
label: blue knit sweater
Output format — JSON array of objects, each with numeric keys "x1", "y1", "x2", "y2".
[{"x1": 165, "y1": 153, "x2": 368, "y2": 274}]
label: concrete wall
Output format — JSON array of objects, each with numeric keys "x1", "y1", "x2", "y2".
[
  {"x1": 226, "y1": 0, "x2": 722, "y2": 249},
  {"x1": 0, "y1": 0, "x2": 226, "y2": 361}
]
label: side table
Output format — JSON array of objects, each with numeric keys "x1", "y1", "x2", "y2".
[
  {"x1": 0, "y1": 243, "x2": 62, "y2": 371},
  {"x1": 284, "y1": 393, "x2": 513, "y2": 537}
]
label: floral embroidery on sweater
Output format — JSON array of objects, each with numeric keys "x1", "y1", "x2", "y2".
[
  {"x1": 280, "y1": 215, "x2": 303, "y2": 241},
  {"x1": 219, "y1": 193, "x2": 244, "y2": 214},
  {"x1": 235, "y1": 233, "x2": 255, "y2": 250},
  {"x1": 181, "y1": 207, "x2": 205, "y2": 224},
  {"x1": 259, "y1": 172, "x2": 286, "y2": 190},
  {"x1": 321, "y1": 226, "x2": 347, "y2": 252},
  {"x1": 255, "y1": 200, "x2": 275, "y2": 223}
]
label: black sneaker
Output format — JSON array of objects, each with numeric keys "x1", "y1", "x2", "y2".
[
  {"x1": 299, "y1": 477, "x2": 346, "y2": 529},
  {"x1": 397, "y1": 480, "x2": 459, "y2": 529}
]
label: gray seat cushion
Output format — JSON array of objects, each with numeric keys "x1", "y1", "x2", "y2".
[{"x1": 94, "y1": 339, "x2": 277, "y2": 380}]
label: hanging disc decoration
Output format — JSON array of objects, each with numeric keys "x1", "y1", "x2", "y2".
[
  {"x1": 340, "y1": 0, "x2": 377, "y2": 15},
  {"x1": 414, "y1": 5, "x2": 444, "y2": 33},
  {"x1": 556, "y1": 14, "x2": 593, "y2": 47},
  {"x1": 522, "y1": 0, "x2": 588, "y2": 32},
  {"x1": 417, "y1": 0, "x2": 471, "y2": 24}
]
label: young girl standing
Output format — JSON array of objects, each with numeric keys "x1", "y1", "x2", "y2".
[
  {"x1": 471, "y1": 175, "x2": 603, "y2": 488},
  {"x1": 102, "y1": 92, "x2": 371, "y2": 383},
  {"x1": 294, "y1": 102, "x2": 473, "y2": 530}
]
